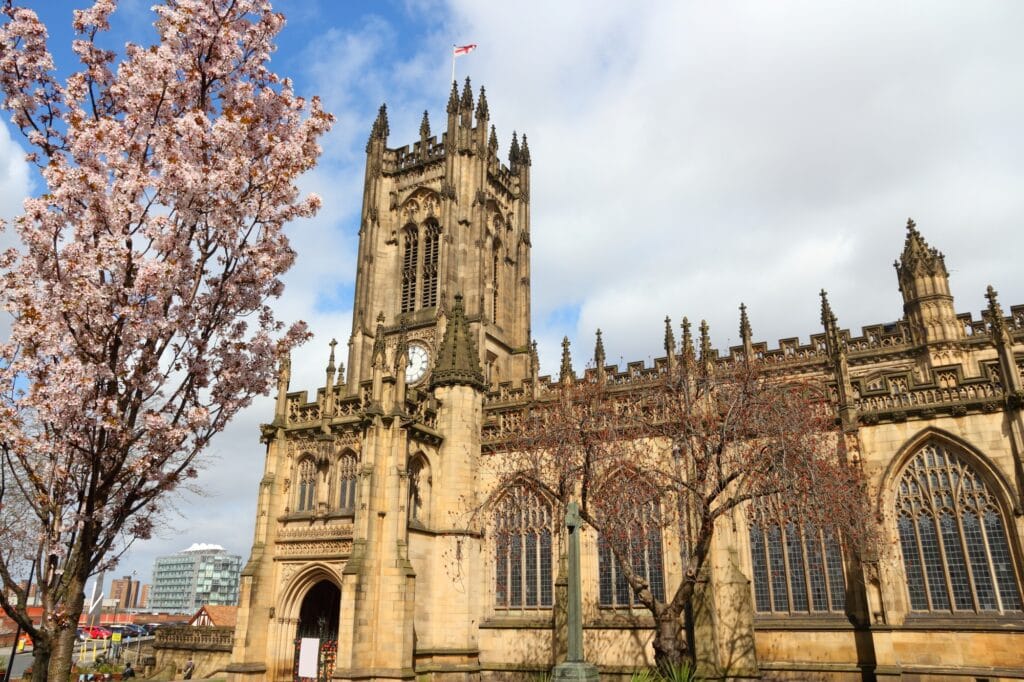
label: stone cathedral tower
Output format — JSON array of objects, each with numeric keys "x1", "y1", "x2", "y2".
[{"x1": 226, "y1": 80, "x2": 535, "y2": 682}]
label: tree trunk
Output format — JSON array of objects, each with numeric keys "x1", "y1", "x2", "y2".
[
  {"x1": 652, "y1": 609, "x2": 688, "y2": 672},
  {"x1": 29, "y1": 637, "x2": 51, "y2": 682},
  {"x1": 48, "y1": 625, "x2": 78, "y2": 682}
]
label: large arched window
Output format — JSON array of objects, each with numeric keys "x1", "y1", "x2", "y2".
[
  {"x1": 400, "y1": 225, "x2": 418, "y2": 313},
  {"x1": 748, "y1": 502, "x2": 846, "y2": 614},
  {"x1": 337, "y1": 451, "x2": 358, "y2": 513},
  {"x1": 420, "y1": 220, "x2": 440, "y2": 309},
  {"x1": 895, "y1": 441, "x2": 1022, "y2": 613},
  {"x1": 296, "y1": 457, "x2": 317, "y2": 512},
  {"x1": 494, "y1": 486, "x2": 553, "y2": 609},
  {"x1": 595, "y1": 475, "x2": 666, "y2": 608}
]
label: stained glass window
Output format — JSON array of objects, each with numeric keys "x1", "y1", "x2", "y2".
[
  {"x1": 748, "y1": 503, "x2": 846, "y2": 615},
  {"x1": 494, "y1": 487, "x2": 553, "y2": 609},
  {"x1": 597, "y1": 501, "x2": 666, "y2": 608},
  {"x1": 895, "y1": 442, "x2": 1022, "y2": 613}
]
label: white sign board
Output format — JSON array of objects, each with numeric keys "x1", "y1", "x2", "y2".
[{"x1": 297, "y1": 637, "x2": 319, "y2": 678}]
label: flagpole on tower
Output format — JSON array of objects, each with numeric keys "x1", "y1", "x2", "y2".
[{"x1": 451, "y1": 44, "x2": 456, "y2": 85}]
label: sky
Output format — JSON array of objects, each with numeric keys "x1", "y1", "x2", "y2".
[{"x1": 3, "y1": 1, "x2": 1023, "y2": 598}]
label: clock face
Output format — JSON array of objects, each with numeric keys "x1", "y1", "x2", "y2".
[{"x1": 405, "y1": 342, "x2": 430, "y2": 384}]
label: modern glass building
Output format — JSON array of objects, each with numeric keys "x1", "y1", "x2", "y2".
[{"x1": 148, "y1": 543, "x2": 242, "y2": 613}]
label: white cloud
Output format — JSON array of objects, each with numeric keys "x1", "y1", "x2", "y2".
[{"x1": 118, "y1": 0, "x2": 1024, "y2": 584}]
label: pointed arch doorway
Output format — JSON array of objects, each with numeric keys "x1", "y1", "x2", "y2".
[{"x1": 292, "y1": 580, "x2": 340, "y2": 682}]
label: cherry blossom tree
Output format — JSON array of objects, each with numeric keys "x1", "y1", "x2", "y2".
[
  {"x1": 0, "y1": 1, "x2": 332, "y2": 678},
  {"x1": 486, "y1": 325, "x2": 873, "y2": 672}
]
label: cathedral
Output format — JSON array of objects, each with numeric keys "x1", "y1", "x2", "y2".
[{"x1": 225, "y1": 81, "x2": 1024, "y2": 681}]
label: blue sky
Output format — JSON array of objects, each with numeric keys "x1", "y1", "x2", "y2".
[{"x1": 3, "y1": 0, "x2": 1024, "y2": 597}]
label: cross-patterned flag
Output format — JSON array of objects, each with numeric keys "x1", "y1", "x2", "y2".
[{"x1": 453, "y1": 43, "x2": 477, "y2": 57}]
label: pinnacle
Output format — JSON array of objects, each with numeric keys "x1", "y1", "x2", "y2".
[
  {"x1": 559, "y1": 336, "x2": 575, "y2": 383},
  {"x1": 488, "y1": 125, "x2": 498, "y2": 154},
  {"x1": 447, "y1": 80, "x2": 460, "y2": 114},
  {"x1": 374, "y1": 104, "x2": 389, "y2": 139},
  {"x1": 897, "y1": 216, "x2": 947, "y2": 278},
  {"x1": 509, "y1": 131, "x2": 520, "y2": 166},
  {"x1": 699, "y1": 320, "x2": 712, "y2": 363},
  {"x1": 460, "y1": 76, "x2": 473, "y2": 110},
  {"x1": 739, "y1": 303, "x2": 751, "y2": 343},
  {"x1": 664, "y1": 316, "x2": 675, "y2": 357},
  {"x1": 819, "y1": 289, "x2": 837, "y2": 328},
  {"x1": 986, "y1": 285, "x2": 1006, "y2": 333},
  {"x1": 420, "y1": 110, "x2": 431, "y2": 138},
  {"x1": 476, "y1": 85, "x2": 489, "y2": 121},
  {"x1": 431, "y1": 293, "x2": 485, "y2": 391},
  {"x1": 681, "y1": 316, "x2": 694, "y2": 363},
  {"x1": 594, "y1": 329, "x2": 606, "y2": 369},
  {"x1": 520, "y1": 134, "x2": 531, "y2": 166}
]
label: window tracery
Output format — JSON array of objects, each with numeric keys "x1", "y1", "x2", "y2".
[
  {"x1": 296, "y1": 457, "x2": 317, "y2": 512},
  {"x1": 494, "y1": 486, "x2": 553, "y2": 609},
  {"x1": 421, "y1": 221, "x2": 440, "y2": 309},
  {"x1": 596, "y1": 488, "x2": 666, "y2": 609},
  {"x1": 337, "y1": 451, "x2": 358, "y2": 513},
  {"x1": 895, "y1": 441, "x2": 1022, "y2": 613},
  {"x1": 400, "y1": 225, "x2": 418, "y2": 313},
  {"x1": 748, "y1": 502, "x2": 846, "y2": 615}
]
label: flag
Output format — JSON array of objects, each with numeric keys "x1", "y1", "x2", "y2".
[{"x1": 453, "y1": 44, "x2": 477, "y2": 57}]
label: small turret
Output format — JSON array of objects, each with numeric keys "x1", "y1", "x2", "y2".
[
  {"x1": 431, "y1": 294, "x2": 485, "y2": 391},
  {"x1": 273, "y1": 353, "x2": 292, "y2": 425},
  {"x1": 560, "y1": 336, "x2": 575, "y2": 384},
  {"x1": 894, "y1": 218, "x2": 964, "y2": 345}
]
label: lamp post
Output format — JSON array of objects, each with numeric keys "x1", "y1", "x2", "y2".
[{"x1": 551, "y1": 502, "x2": 599, "y2": 681}]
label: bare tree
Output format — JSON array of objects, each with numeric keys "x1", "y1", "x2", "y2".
[{"x1": 485, "y1": 323, "x2": 872, "y2": 671}]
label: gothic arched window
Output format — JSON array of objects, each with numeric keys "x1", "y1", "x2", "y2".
[
  {"x1": 400, "y1": 225, "x2": 419, "y2": 313},
  {"x1": 296, "y1": 457, "x2": 317, "y2": 512},
  {"x1": 895, "y1": 441, "x2": 1022, "y2": 613},
  {"x1": 596, "y1": 477, "x2": 666, "y2": 608},
  {"x1": 420, "y1": 221, "x2": 440, "y2": 309},
  {"x1": 494, "y1": 486, "x2": 553, "y2": 609},
  {"x1": 408, "y1": 454, "x2": 430, "y2": 523},
  {"x1": 337, "y1": 451, "x2": 358, "y2": 513},
  {"x1": 748, "y1": 502, "x2": 846, "y2": 614}
]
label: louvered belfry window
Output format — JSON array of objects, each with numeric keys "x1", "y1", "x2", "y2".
[
  {"x1": 400, "y1": 226, "x2": 419, "y2": 313},
  {"x1": 337, "y1": 452, "x2": 358, "y2": 512},
  {"x1": 420, "y1": 221, "x2": 440, "y2": 309},
  {"x1": 896, "y1": 442, "x2": 1022, "y2": 613}
]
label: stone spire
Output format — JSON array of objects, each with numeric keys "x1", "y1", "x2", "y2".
[
  {"x1": 273, "y1": 352, "x2": 292, "y2": 425},
  {"x1": 369, "y1": 104, "x2": 389, "y2": 143},
  {"x1": 459, "y1": 77, "x2": 473, "y2": 126},
  {"x1": 419, "y1": 110, "x2": 431, "y2": 139},
  {"x1": 739, "y1": 304, "x2": 751, "y2": 345},
  {"x1": 560, "y1": 336, "x2": 576, "y2": 383},
  {"x1": 681, "y1": 317, "x2": 694, "y2": 368},
  {"x1": 820, "y1": 289, "x2": 841, "y2": 357},
  {"x1": 594, "y1": 329, "x2": 606, "y2": 372},
  {"x1": 509, "y1": 131, "x2": 520, "y2": 170},
  {"x1": 476, "y1": 85, "x2": 489, "y2": 122},
  {"x1": 664, "y1": 316, "x2": 676, "y2": 369},
  {"x1": 326, "y1": 338, "x2": 338, "y2": 387},
  {"x1": 986, "y1": 285, "x2": 1008, "y2": 338},
  {"x1": 431, "y1": 294, "x2": 485, "y2": 390},
  {"x1": 447, "y1": 80, "x2": 460, "y2": 114},
  {"x1": 394, "y1": 315, "x2": 409, "y2": 375},
  {"x1": 488, "y1": 125, "x2": 498, "y2": 155},
  {"x1": 820, "y1": 290, "x2": 856, "y2": 429},
  {"x1": 520, "y1": 134, "x2": 531, "y2": 166},
  {"x1": 699, "y1": 320, "x2": 713, "y2": 365}
]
